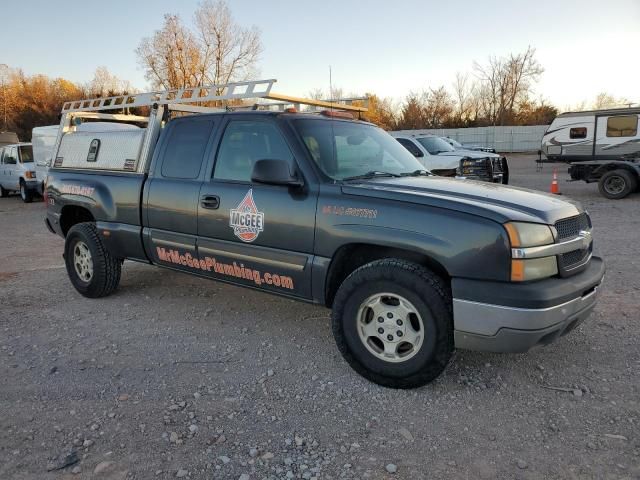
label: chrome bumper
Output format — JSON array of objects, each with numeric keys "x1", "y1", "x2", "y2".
[{"x1": 453, "y1": 282, "x2": 600, "y2": 353}]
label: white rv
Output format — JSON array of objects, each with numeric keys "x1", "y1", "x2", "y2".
[{"x1": 541, "y1": 107, "x2": 640, "y2": 162}]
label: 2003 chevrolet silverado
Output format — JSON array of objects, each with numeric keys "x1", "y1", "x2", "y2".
[{"x1": 44, "y1": 82, "x2": 605, "y2": 388}]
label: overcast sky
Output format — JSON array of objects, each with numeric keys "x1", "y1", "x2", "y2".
[{"x1": 2, "y1": 0, "x2": 638, "y2": 109}]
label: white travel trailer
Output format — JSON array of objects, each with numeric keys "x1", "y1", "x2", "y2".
[{"x1": 541, "y1": 107, "x2": 640, "y2": 162}]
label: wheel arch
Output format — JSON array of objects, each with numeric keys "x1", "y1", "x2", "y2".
[
  {"x1": 324, "y1": 243, "x2": 450, "y2": 308},
  {"x1": 593, "y1": 162, "x2": 640, "y2": 179},
  {"x1": 60, "y1": 205, "x2": 95, "y2": 237}
]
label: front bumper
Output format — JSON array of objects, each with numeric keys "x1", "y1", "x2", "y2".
[{"x1": 452, "y1": 256, "x2": 605, "y2": 352}]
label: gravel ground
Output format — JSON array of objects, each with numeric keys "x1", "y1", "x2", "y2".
[{"x1": 0, "y1": 154, "x2": 638, "y2": 480}]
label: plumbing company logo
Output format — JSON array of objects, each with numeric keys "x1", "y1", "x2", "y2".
[{"x1": 229, "y1": 189, "x2": 264, "y2": 243}]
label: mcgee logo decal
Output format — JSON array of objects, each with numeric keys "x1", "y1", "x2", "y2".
[{"x1": 229, "y1": 189, "x2": 264, "y2": 243}]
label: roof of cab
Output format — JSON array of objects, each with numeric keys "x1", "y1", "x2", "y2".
[{"x1": 172, "y1": 109, "x2": 374, "y2": 125}]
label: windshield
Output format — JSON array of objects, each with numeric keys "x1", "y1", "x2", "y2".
[
  {"x1": 416, "y1": 136, "x2": 455, "y2": 154},
  {"x1": 294, "y1": 119, "x2": 427, "y2": 180},
  {"x1": 19, "y1": 145, "x2": 33, "y2": 163}
]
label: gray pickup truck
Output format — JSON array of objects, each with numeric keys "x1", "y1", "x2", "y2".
[{"x1": 45, "y1": 89, "x2": 604, "y2": 388}]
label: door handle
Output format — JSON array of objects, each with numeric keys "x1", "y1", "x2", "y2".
[{"x1": 201, "y1": 195, "x2": 220, "y2": 209}]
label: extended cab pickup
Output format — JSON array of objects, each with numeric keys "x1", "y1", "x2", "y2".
[{"x1": 45, "y1": 85, "x2": 605, "y2": 388}]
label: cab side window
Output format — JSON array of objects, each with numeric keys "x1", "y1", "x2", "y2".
[
  {"x1": 214, "y1": 120, "x2": 293, "y2": 182},
  {"x1": 161, "y1": 119, "x2": 214, "y2": 179},
  {"x1": 4, "y1": 147, "x2": 17, "y2": 164},
  {"x1": 396, "y1": 138, "x2": 423, "y2": 157}
]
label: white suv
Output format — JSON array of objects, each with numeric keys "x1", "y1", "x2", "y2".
[
  {"x1": 392, "y1": 134, "x2": 507, "y2": 184},
  {"x1": 0, "y1": 143, "x2": 39, "y2": 202}
]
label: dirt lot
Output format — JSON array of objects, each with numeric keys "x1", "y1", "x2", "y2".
[{"x1": 0, "y1": 155, "x2": 638, "y2": 480}]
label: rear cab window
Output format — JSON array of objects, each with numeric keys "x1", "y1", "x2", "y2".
[{"x1": 160, "y1": 119, "x2": 214, "y2": 179}]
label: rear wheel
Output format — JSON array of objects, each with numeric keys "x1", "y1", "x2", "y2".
[
  {"x1": 64, "y1": 222, "x2": 121, "y2": 298},
  {"x1": 0, "y1": 185, "x2": 7, "y2": 198},
  {"x1": 20, "y1": 180, "x2": 33, "y2": 203},
  {"x1": 331, "y1": 259, "x2": 453, "y2": 389},
  {"x1": 598, "y1": 169, "x2": 637, "y2": 199}
]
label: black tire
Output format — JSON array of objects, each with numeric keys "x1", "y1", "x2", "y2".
[
  {"x1": 598, "y1": 169, "x2": 637, "y2": 200},
  {"x1": 0, "y1": 185, "x2": 7, "y2": 198},
  {"x1": 64, "y1": 222, "x2": 121, "y2": 298},
  {"x1": 332, "y1": 259, "x2": 453, "y2": 389},
  {"x1": 20, "y1": 180, "x2": 33, "y2": 203}
]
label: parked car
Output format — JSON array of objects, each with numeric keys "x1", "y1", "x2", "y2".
[
  {"x1": 444, "y1": 137, "x2": 497, "y2": 153},
  {"x1": 45, "y1": 81, "x2": 604, "y2": 388},
  {"x1": 0, "y1": 143, "x2": 38, "y2": 202},
  {"x1": 393, "y1": 134, "x2": 507, "y2": 184},
  {"x1": 442, "y1": 136, "x2": 509, "y2": 184}
]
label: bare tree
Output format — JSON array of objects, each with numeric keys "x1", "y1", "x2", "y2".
[
  {"x1": 137, "y1": 14, "x2": 202, "y2": 89},
  {"x1": 473, "y1": 47, "x2": 543, "y2": 125},
  {"x1": 136, "y1": 2, "x2": 262, "y2": 90},
  {"x1": 194, "y1": 0, "x2": 262, "y2": 87},
  {"x1": 592, "y1": 92, "x2": 631, "y2": 109},
  {"x1": 423, "y1": 86, "x2": 454, "y2": 128},
  {"x1": 452, "y1": 73, "x2": 473, "y2": 125},
  {"x1": 87, "y1": 67, "x2": 132, "y2": 96}
]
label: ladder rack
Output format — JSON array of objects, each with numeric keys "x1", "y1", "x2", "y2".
[{"x1": 62, "y1": 79, "x2": 368, "y2": 114}]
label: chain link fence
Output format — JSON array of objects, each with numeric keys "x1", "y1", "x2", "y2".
[{"x1": 393, "y1": 125, "x2": 549, "y2": 153}]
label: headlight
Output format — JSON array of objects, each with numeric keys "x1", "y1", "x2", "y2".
[
  {"x1": 504, "y1": 222, "x2": 554, "y2": 247},
  {"x1": 504, "y1": 222, "x2": 557, "y2": 281}
]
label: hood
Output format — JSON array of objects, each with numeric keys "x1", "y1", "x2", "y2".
[{"x1": 341, "y1": 176, "x2": 581, "y2": 225}]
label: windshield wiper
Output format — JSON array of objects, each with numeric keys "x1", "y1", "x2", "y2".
[
  {"x1": 400, "y1": 169, "x2": 431, "y2": 177},
  {"x1": 342, "y1": 171, "x2": 402, "y2": 181}
]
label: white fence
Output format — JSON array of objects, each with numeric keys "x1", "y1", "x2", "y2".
[{"x1": 393, "y1": 125, "x2": 549, "y2": 153}]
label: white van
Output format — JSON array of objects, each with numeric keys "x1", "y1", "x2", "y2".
[
  {"x1": 32, "y1": 125, "x2": 59, "y2": 194},
  {"x1": 0, "y1": 143, "x2": 38, "y2": 202}
]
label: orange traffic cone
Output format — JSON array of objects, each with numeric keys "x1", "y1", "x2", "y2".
[{"x1": 550, "y1": 169, "x2": 561, "y2": 195}]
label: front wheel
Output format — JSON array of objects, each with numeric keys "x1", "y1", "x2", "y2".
[
  {"x1": 20, "y1": 181, "x2": 33, "y2": 203},
  {"x1": 332, "y1": 259, "x2": 453, "y2": 389},
  {"x1": 64, "y1": 223, "x2": 121, "y2": 298},
  {"x1": 0, "y1": 185, "x2": 7, "y2": 198},
  {"x1": 598, "y1": 169, "x2": 637, "y2": 199}
]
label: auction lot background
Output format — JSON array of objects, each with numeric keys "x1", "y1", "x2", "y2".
[{"x1": 1, "y1": 155, "x2": 638, "y2": 479}]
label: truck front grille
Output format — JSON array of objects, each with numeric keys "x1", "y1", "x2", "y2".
[
  {"x1": 555, "y1": 213, "x2": 590, "y2": 241},
  {"x1": 554, "y1": 213, "x2": 592, "y2": 275}
]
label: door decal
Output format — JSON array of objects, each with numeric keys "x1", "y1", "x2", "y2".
[{"x1": 229, "y1": 189, "x2": 264, "y2": 243}]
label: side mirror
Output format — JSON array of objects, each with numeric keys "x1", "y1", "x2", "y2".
[
  {"x1": 414, "y1": 151, "x2": 424, "y2": 158},
  {"x1": 251, "y1": 159, "x2": 303, "y2": 187}
]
